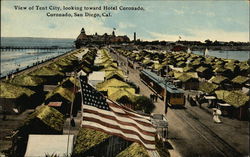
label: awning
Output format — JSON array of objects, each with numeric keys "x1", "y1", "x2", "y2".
[
  {"x1": 78, "y1": 70, "x2": 87, "y2": 76},
  {"x1": 218, "y1": 103, "x2": 231, "y2": 107},
  {"x1": 173, "y1": 80, "x2": 181, "y2": 83},
  {"x1": 48, "y1": 102, "x2": 62, "y2": 107},
  {"x1": 204, "y1": 96, "x2": 216, "y2": 100}
]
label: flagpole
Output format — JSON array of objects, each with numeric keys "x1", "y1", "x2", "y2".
[
  {"x1": 79, "y1": 74, "x2": 85, "y2": 125},
  {"x1": 66, "y1": 71, "x2": 76, "y2": 157}
]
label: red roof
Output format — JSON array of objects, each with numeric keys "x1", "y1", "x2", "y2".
[
  {"x1": 77, "y1": 33, "x2": 88, "y2": 40},
  {"x1": 47, "y1": 102, "x2": 62, "y2": 107}
]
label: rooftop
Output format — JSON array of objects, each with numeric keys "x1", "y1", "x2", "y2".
[{"x1": 141, "y1": 70, "x2": 183, "y2": 94}]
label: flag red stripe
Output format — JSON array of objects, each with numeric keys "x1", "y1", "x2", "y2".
[
  {"x1": 108, "y1": 100, "x2": 151, "y2": 120},
  {"x1": 83, "y1": 108, "x2": 155, "y2": 136},
  {"x1": 82, "y1": 116, "x2": 155, "y2": 142},
  {"x1": 81, "y1": 124, "x2": 156, "y2": 150},
  {"x1": 108, "y1": 103, "x2": 153, "y2": 127}
]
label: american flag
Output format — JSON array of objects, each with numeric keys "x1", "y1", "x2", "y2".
[{"x1": 79, "y1": 76, "x2": 156, "y2": 150}]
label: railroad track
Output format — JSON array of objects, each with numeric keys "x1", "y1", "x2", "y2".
[
  {"x1": 111, "y1": 50, "x2": 244, "y2": 157},
  {"x1": 173, "y1": 108, "x2": 242, "y2": 157}
]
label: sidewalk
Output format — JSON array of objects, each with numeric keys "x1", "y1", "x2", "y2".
[{"x1": 63, "y1": 111, "x2": 82, "y2": 136}]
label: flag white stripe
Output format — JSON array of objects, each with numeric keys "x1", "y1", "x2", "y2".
[
  {"x1": 83, "y1": 105, "x2": 155, "y2": 133},
  {"x1": 83, "y1": 112, "x2": 155, "y2": 141},
  {"x1": 108, "y1": 99, "x2": 151, "y2": 120},
  {"x1": 109, "y1": 105, "x2": 152, "y2": 124},
  {"x1": 124, "y1": 109, "x2": 151, "y2": 120},
  {"x1": 81, "y1": 121, "x2": 156, "y2": 150},
  {"x1": 109, "y1": 104, "x2": 126, "y2": 114}
]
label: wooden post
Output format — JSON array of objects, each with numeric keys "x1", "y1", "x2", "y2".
[{"x1": 66, "y1": 71, "x2": 76, "y2": 157}]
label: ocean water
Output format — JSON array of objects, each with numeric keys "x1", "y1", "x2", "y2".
[
  {"x1": 1, "y1": 37, "x2": 74, "y2": 47},
  {"x1": 0, "y1": 37, "x2": 75, "y2": 77},
  {"x1": 192, "y1": 50, "x2": 250, "y2": 61}
]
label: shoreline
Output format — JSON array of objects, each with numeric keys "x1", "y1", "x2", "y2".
[{"x1": 0, "y1": 49, "x2": 76, "y2": 81}]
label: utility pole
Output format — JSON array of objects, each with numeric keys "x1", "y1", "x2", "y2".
[{"x1": 66, "y1": 71, "x2": 76, "y2": 157}]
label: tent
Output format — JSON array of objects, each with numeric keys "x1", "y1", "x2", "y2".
[
  {"x1": 61, "y1": 77, "x2": 80, "y2": 89},
  {"x1": 105, "y1": 71, "x2": 125, "y2": 81},
  {"x1": 0, "y1": 82, "x2": 35, "y2": 99},
  {"x1": 24, "y1": 105, "x2": 65, "y2": 132},
  {"x1": 209, "y1": 75, "x2": 229, "y2": 85},
  {"x1": 108, "y1": 88, "x2": 137, "y2": 101},
  {"x1": 0, "y1": 82, "x2": 35, "y2": 113},
  {"x1": 88, "y1": 71, "x2": 105, "y2": 86},
  {"x1": 78, "y1": 70, "x2": 87, "y2": 76},
  {"x1": 10, "y1": 75, "x2": 45, "y2": 87},
  {"x1": 232, "y1": 76, "x2": 249, "y2": 85},
  {"x1": 30, "y1": 67, "x2": 64, "y2": 85},
  {"x1": 96, "y1": 78, "x2": 131, "y2": 92},
  {"x1": 25, "y1": 135, "x2": 74, "y2": 157},
  {"x1": 199, "y1": 82, "x2": 219, "y2": 94}
]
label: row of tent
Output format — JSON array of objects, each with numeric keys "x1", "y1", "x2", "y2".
[
  {"x1": 118, "y1": 49, "x2": 249, "y2": 81},
  {"x1": 73, "y1": 48, "x2": 153, "y2": 156},
  {"x1": 0, "y1": 48, "x2": 83, "y2": 114},
  {"x1": 0, "y1": 48, "x2": 99, "y2": 156},
  {"x1": 20, "y1": 48, "x2": 100, "y2": 157},
  {"x1": 90, "y1": 49, "x2": 140, "y2": 109},
  {"x1": 16, "y1": 47, "x2": 151, "y2": 157},
  {"x1": 115, "y1": 48, "x2": 249, "y2": 120}
]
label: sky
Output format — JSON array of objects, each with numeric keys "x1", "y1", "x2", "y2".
[{"x1": 1, "y1": 0, "x2": 249, "y2": 42}]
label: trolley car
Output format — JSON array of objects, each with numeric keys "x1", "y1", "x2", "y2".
[{"x1": 140, "y1": 69, "x2": 185, "y2": 108}]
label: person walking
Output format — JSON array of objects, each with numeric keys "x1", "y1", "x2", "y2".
[
  {"x1": 151, "y1": 94, "x2": 155, "y2": 102},
  {"x1": 150, "y1": 94, "x2": 153, "y2": 101},
  {"x1": 213, "y1": 108, "x2": 222, "y2": 123}
]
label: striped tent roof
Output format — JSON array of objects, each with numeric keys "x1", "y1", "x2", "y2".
[
  {"x1": 30, "y1": 67, "x2": 64, "y2": 76},
  {"x1": 199, "y1": 81, "x2": 219, "y2": 94},
  {"x1": 96, "y1": 78, "x2": 131, "y2": 92},
  {"x1": 45, "y1": 86, "x2": 75, "y2": 102},
  {"x1": 215, "y1": 90, "x2": 249, "y2": 108},
  {"x1": 25, "y1": 105, "x2": 65, "y2": 131},
  {"x1": 108, "y1": 88, "x2": 137, "y2": 102},
  {"x1": 105, "y1": 71, "x2": 125, "y2": 81},
  {"x1": 0, "y1": 82, "x2": 35, "y2": 98},
  {"x1": 232, "y1": 76, "x2": 249, "y2": 84},
  {"x1": 116, "y1": 142, "x2": 149, "y2": 157},
  {"x1": 73, "y1": 128, "x2": 110, "y2": 154},
  {"x1": 209, "y1": 75, "x2": 228, "y2": 84},
  {"x1": 10, "y1": 75, "x2": 45, "y2": 86}
]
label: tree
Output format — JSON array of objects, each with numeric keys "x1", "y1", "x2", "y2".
[
  {"x1": 116, "y1": 96, "x2": 133, "y2": 105},
  {"x1": 204, "y1": 39, "x2": 212, "y2": 46},
  {"x1": 213, "y1": 40, "x2": 220, "y2": 46},
  {"x1": 126, "y1": 81, "x2": 140, "y2": 93},
  {"x1": 134, "y1": 96, "x2": 155, "y2": 114}
]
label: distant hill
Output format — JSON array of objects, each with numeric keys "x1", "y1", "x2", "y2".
[{"x1": 1, "y1": 37, "x2": 75, "y2": 47}]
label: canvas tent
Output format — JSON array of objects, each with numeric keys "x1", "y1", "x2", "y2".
[
  {"x1": 88, "y1": 71, "x2": 105, "y2": 86},
  {"x1": 0, "y1": 82, "x2": 35, "y2": 113},
  {"x1": 25, "y1": 134, "x2": 74, "y2": 157}
]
